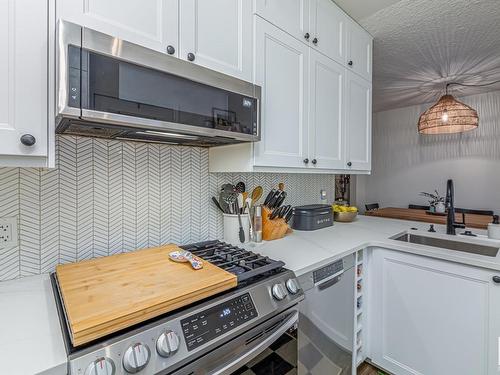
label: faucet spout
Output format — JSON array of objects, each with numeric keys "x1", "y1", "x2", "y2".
[{"x1": 446, "y1": 179, "x2": 465, "y2": 235}]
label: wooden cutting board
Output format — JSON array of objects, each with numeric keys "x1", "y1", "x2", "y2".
[{"x1": 55, "y1": 244, "x2": 237, "y2": 346}]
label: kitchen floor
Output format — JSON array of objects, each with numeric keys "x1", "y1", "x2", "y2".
[{"x1": 358, "y1": 362, "x2": 388, "y2": 375}]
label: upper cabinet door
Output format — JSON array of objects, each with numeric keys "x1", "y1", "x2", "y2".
[
  {"x1": 254, "y1": 0, "x2": 310, "y2": 43},
  {"x1": 58, "y1": 0, "x2": 178, "y2": 55},
  {"x1": 346, "y1": 19, "x2": 372, "y2": 82},
  {"x1": 309, "y1": 51, "x2": 345, "y2": 170},
  {"x1": 179, "y1": 0, "x2": 253, "y2": 81},
  {"x1": 310, "y1": 0, "x2": 345, "y2": 64},
  {"x1": 253, "y1": 17, "x2": 309, "y2": 168},
  {"x1": 346, "y1": 71, "x2": 371, "y2": 171},
  {"x1": 0, "y1": 0, "x2": 48, "y2": 164}
]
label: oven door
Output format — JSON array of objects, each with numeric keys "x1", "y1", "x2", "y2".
[{"x1": 169, "y1": 309, "x2": 298, "y2": 375}]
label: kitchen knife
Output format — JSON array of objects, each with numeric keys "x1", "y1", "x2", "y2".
[
  {"x1": 269, "y1": 207, "x2": 281, "y2": 220},
  {"x1": 263, "y1": 189, "x2": 276, "y2": 206},
  {"x1": 268, "y1": 190, "x2": 283, "y2": 208},
  {"x1": 274, "y1": 192, "x2": 287, "y2": 208},
  {"x1": 285, "y1": 208, "x2": 294, "y2": 223}
]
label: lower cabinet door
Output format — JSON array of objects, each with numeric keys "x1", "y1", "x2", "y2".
[{"x1": 369, "y1": 248, "x2": 497, "y2": 375}]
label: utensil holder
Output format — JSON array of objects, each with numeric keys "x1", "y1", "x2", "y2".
[
  {"x1": 223, "y1": 214, "x2": 250, "y2": 244},
  {"x1": 262, "y1": 206, "x2": 292, "y2": 241}
]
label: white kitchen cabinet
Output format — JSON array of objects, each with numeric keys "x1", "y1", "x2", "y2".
[
  {"x1": 58, "y1": 0, "x2": 179, "y2": 56},
  {"x1": 368, "y1": 248, "x2": 500, "y2": 375},
  {"x1": 0, "y1": 0, "x2": 53, "y2": 167},
  {"x1": 346, "y1": 71, "x2": 371, "y2": 171},
  {"x1": 310, "y1": 0, "x2": 345, "y2": 64},
  {"x1": 254, "y1": 0, "x2": 310, "y2": 44},
  {"x1": 253, "y1": 17, "x2": 309, "y2": 168},
  {"x1": 346, "y1": 19, "x2": 372, "y2": 82},
  {"x1": 179, "y1": 0, "x2": 253, "y2": 81},
  {"x1": 309, "y1": 50, "x2": 345, "y2": 170}
]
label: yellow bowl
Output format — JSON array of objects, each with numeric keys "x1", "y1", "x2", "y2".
[{"x1": 334, "y1": 211, "x2": 358, "y2": 222}]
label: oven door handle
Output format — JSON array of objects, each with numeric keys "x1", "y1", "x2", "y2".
[{"x1": 209, "y1": 311, "x2": 298, "y2": 375}]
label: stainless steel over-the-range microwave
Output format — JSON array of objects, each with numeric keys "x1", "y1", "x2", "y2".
[{"x1": 55, "y1": 20, "x2": 261, "y2": 146}]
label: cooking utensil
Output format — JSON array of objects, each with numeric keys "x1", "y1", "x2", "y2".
[
  {"x1": 222, "y1": 193, "x2": 237, "y2": 214},
  {"x1": 251, "y1": 186, "x2": 263, "y2": 205},
  {"x1": 212, "y1": 196, "x2": 225, "y2": 213},
  {"x1": 263, "y1": 189, "x2": 276, "y2": 206},
  {"x1": 235, "y1": 181, "x2": 246, "y2": 193},
  {"x1": 267, "y1": 190, "x2": 282, "y2": 209},
  {"x1": 274, "y1": 192, "x2": 287, "y2": 208},
  {"x1": 285, "y1": 208, "x2": 294, "y2": 223},
  {"x1": 235, "y1": 200, "x2": 245, "y2": 243}
]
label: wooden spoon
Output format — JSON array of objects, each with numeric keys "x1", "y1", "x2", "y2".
[{"x1": 251, "y1": 186, "x2": 263, "y2": 206}]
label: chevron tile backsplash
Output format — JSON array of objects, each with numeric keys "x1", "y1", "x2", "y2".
[{"x1": 0, "y1": 136, "x2": 336, "y2": 281}]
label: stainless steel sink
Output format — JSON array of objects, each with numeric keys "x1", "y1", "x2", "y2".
[{"x1": 392, "y1": 233, "x2": 500, "y2": 257}]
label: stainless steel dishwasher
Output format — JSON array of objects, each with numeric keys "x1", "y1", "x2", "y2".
[{"x1": 297, "y1": 253, "x2": 356, "y2": 375}]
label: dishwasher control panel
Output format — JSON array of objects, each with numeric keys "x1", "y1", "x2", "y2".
[{"x1": 313, "y1": 259, "x2": 344, "y2": 284}]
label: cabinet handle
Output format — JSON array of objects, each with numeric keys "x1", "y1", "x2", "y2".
[
  {"x1": 166, "y1": 45, "x2": 175, "y2": 55},
  {"x1": 187, "y1": 52, "x2": 196, "y2": 62},
  {"x1": 20, "y1": 134, "x2": 36, "y2": 146},
  {"x1": 303, "y1": 158, "x2": 309, "y2": 164},
  {"x1": 348, "y1": 60, "x2": 354, "y2": 66},
  {"x1": 304, "y1": 33, "x2": 310, "y2": 41},
  {"x1": 493, "y1": 276, "x2": 500, "y2": 284},
  {"x1": 347, "y1": 161, "x2": 352, "y2": 167},
  {"x1": 312, "y1": 159, "x2": 317, "y2": 165},
  {"x1": 312, "y1": 37, "x2": 318, "y2": 45}
]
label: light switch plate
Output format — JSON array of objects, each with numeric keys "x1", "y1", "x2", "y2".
[{"x1": 0, "y1": 217, "x2": 18, "y2": 248}]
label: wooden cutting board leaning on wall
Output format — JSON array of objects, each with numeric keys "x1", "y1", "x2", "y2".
[{"x1": 55, "y1": 244, "x2": 237, "y2": 346}]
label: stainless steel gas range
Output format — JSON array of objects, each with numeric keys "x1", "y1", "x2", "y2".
[{"x1": 51, "y1": 241, "x2": 304, "y2": 375}]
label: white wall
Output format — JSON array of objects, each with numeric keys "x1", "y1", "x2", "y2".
[{"x1": 356, "y1": 90, "x2": 500, "y2": 214}]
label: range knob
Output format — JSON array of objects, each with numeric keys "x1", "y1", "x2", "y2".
[
  {"x1": 157, "y1": 330, "x2": 181, "y2": 357},
  {"x1": 272, "y1": 283, "x2": 288, "y2": 301},
  {"x1": 85, "y1": 357, "x2": 115, "y2": 375},
  {"x1": 123, "y1": 343, "x2": 150, "y2": 373},
  {"x1": 286, "y1": 279, "x2": 301, "y2": 294}
]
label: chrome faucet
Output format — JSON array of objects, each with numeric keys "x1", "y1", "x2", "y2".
[{"x1": 445, "y1": 179, "x2": 465, "y2": 235}]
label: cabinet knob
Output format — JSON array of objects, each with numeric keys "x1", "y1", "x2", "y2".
[
  {"x1": 303, "y1": 158, "x2": 309, "y2": 164},
  {"x1": 493, "y1": 276, "x2": 500, "y2": 284},
  {"x1": 304, "y1": 33, "x2": 310, "y2": 41},
  {"x1": 166, "y1": 45, "x2": 175, "y2": 55},
  {"x1": 312, "y1": 37, "x2": 318, "y2": 45},
  {"x1": 187, "y1": 52, "x2": 195, "y2": 62},
  {"x1": 311, "y1": 159, "x2": 317, "y2": 165},
  {"x1": 347, "y1": 161, "x2": 352, "y2": 167},
  {"x1": 348, "y1": 60, "x2": 353, "y2": 66},
  {"x1": 20, "y1": 134, "x2": 36, "y2": 146}
]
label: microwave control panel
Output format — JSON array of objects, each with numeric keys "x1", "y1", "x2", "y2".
[{"x1": 181, "y1": 293, "x2": 258, "y2": 351}]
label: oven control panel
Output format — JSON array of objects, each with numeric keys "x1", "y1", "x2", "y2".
[{"x1": 181, "y1": 293, "x2": 258, "y2": 351}]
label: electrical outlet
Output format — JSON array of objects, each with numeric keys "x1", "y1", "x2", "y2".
[{"x1": 0, "y1": 217, "x2": 18, "y2": 248}]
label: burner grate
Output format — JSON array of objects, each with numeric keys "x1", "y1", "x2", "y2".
[{"x1": 180, "y1": 240, "x2": 285, "y2": 283}]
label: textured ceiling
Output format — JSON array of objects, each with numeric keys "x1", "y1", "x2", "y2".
[
  {"x1": 360, "y1": 0, "x2": 500, "y2": 112},
  {"x1": 333, "y1": 0, "x2": 403, "y2": 21}
]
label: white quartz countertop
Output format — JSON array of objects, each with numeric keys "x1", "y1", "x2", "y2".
[
  {"x1": 247, "y1": 215, "x2": 500, "y2": 276},
  {"x1": 0, "y1": 273, "x2": 66, "y2": 375},
  {"x1": 2, "y1": 215, "x2": 500, "y2": 375}
]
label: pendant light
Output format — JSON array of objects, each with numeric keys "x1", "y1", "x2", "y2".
[{"x1": 418, "y1": 84, "x2": 478, "y2": 134}]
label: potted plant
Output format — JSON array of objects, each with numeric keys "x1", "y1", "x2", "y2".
[{"x1": 419, "y1": 190, "x2": 446, "y2": 213}]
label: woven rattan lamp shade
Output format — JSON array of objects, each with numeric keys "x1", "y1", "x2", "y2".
[{"x1": 418, "y1": 94, "x2": 478, "y2": 134}]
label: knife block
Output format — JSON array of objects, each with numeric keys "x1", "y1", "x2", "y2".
[{"x1": 262, "y1": 206, "x2": 292, "y2": 241}]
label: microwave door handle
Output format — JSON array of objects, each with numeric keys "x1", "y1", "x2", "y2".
[
  {"x1": 209, "y1": 311, "x2": 298, "y2": 375},
  {"x1": 315, "y1": 269, "x2": 345, "y2": 290}
]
